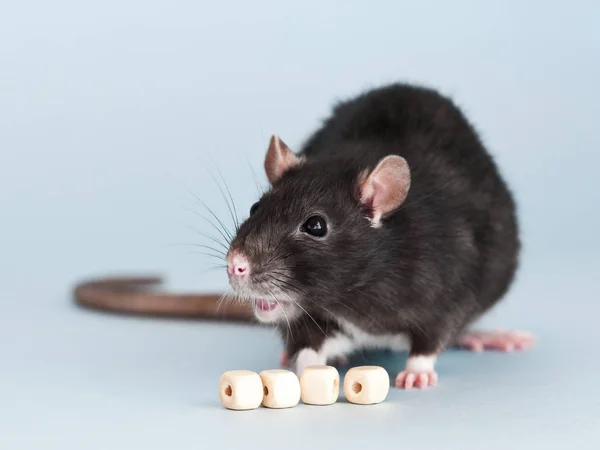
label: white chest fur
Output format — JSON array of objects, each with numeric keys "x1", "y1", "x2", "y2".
[
  {"x1": 292, "y1": 319, "x2": 412, "y2": 376},
  {"x1": 319, "y1": 318, "x2": 412, "y2": 360}
]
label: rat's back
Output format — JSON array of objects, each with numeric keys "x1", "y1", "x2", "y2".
[{"x1": 301, "y1": 84, "x2": 496, "y2": 175}]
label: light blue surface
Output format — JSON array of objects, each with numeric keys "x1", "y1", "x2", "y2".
[{"x1": 1, "y1": 1, "x2": 599, "y2": 449}]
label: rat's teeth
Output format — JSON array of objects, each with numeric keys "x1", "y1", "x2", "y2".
[{"x1": 255, "y1": 299, "x2": 279, "y2": 312}]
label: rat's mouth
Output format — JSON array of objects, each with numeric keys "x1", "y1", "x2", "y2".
[
  {"x1": 252, "y1": 298, "x2": 291, "y2": 322},
  {"x1": 255, "y1": 299, "x2": 279, "y2": 312}
]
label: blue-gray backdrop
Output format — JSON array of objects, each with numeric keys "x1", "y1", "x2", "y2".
[{"x1": 1, "y1": 1, "x2": 598, "y2": 449}]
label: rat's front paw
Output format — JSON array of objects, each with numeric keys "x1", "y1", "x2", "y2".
[
  {"x1": 283, "y1": 349, "x2": 348, "y2": 371},
  {"x1": 395, "y1": 370, "x2": 438, "y2": 389},
  {"x1": 280, "y1": 350, "x2": 289, "y2": 367},
  {"x1": 328, "y1": 355, "x2": 350, "y2": 367},
  {"x1": 293, "y1": 348, "x2": 326, "y2": 376}
]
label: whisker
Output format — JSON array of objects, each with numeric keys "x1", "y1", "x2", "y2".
[
  {"x1": 187, "y1": 226, "x2": 229, "y2": 252},
  {"x1": 266, "y1": 249, "x2": 303, "y2": 266},
  {"x1": 215, "y1": 289, "x2": 235, "y2": 315},
  {"x1": 207, "y1": 156, "x2": 240, "y2": 232},
  {"x1": 246, "y1": 156, "x2": 266, "y2": 196},
  {"x1": 210, "y1": 157, "x2": 240, "y2": 231},
  {"x1": 189, "y1": 251, "x2": 226, "y2": 260},
  {"x1": 266, "y1": 286, "x2": 294, "y2": 343},
  {"x1": 290, "y1": 300, "x2": 326, "y2": 337},
  {"x1": 268, "y1": 278, "x2": 326, "y2": 337},
  {"x1": 265, "y1": 230, "x2": 295, "y2": 265},
  {"x1": 170, "y1": 243, "x2": 227, "y2": 257},
  {"x1": 268, "y1": 275, "x2": 304, "y2": 296},
  {"x1": 182, "y1": 206, "x2": 232, "y2": 245},
  {"x1": 184, "y1": 188, "x2": 234, "y2": 242},
  {"x1": 200, "y1": 264, "x2": 227, "y2": 273}
]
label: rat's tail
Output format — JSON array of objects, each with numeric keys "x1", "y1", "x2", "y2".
[{"x1": 73, "y1": 276, "x2": 255, "y2": 322}]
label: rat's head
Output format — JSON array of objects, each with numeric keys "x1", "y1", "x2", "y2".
[{"x1": 226, "y1": 135, "x2": 411, "y2": 324}]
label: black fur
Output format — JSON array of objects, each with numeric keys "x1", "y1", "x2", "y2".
[{"x1": 230, "y1": 83, "x2": 519, "y2": 361}]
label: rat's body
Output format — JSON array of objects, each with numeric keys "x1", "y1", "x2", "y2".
[{"x1": 74, "y1": 83, "x2": 534, "y2": 389}]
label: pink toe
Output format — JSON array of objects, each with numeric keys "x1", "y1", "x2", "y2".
[
  {"x1": 459, "y1": 337, "x2": 483, "y2": 351},
  {"x1": 416, "y1": 373, "x2": 429, "y2": 388},
  {"x1": 492, "y1": 339, "x2": 515, "y2": 351},
  {"x1": 395, "y1": 372, "x2": 407, "y2": 388},
  {"x1": 430, "y1": 372, "x2": 438, "y2": 386},
  {"x1": 517, "y1": 340, "x2": 533, "y2": 350},
  {"x1": 405, "y1": 373, "x2": 416, "y2": 389},
  {"x1": 469, "y1": 341, "x2": 484, "y2": 352},
  {"x1": 396, "y1": 371, "x2": 439, "y2": 389}
]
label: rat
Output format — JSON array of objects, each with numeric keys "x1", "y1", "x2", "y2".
[{"x1": 74, "y1": 83, "x2": 535, "y2": 389}]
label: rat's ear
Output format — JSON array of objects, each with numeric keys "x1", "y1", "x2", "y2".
[
  {"x1": 358, "y1": 155, "x2": 411, "y2": 227},
  {"x1": 264, "y1": 135, "x2": 302, "y2": 184}
]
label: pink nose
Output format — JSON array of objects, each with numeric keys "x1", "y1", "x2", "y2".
[{"x1": 227, "y1": 252, "x2": 250, "y2": 277}]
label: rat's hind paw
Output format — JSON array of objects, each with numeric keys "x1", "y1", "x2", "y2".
[
  {"x1": 395, "y1": 370, "x2": 438, "y2": 389},
  {"x1": 457, "y1": 328, "x2": 535, "y2": 352}
]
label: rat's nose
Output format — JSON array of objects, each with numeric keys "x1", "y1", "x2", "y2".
[{"x1": 227, "y1": 251, "x2": 250, "y2": 277}]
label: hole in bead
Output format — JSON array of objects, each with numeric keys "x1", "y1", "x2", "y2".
[
  {"x1": 263, "y1": 386, "x2": 269, "y2": 396},
  {"x1": 352, "y1": 382, "x2": 362, "y2": 394},
  {"x1": 224, "y1": 385, "x2": 232, "y2": 397}
]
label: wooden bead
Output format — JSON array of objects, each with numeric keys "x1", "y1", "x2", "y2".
[
  {"x1": 219, "y1": 370, "x2": 263, "y2": 410},
  {"x1": 259, "y1": 369, "x2": 301, "y2": 409},
  {"x1": 343, "y1": 366, "x2": 390, "y2": 405},
  {"x1": 299, "y1": 365, "x2": 340, "y2": 406}
]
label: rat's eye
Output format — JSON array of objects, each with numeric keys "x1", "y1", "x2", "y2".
[
  {"x1": 301, "y1": 215, "x2": 327, "y2": 237},
  {"x1": 249, "y1": 202, "x2": 260, "y2": 216}
]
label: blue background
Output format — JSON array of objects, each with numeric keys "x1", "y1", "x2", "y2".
[{"x1": 1, "y1": 1, "x2": 599, "y2": 449}]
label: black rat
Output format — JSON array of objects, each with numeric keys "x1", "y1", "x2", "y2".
[{"x1": 74, "y1": 83, "x2": 534, "y2": 389}]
